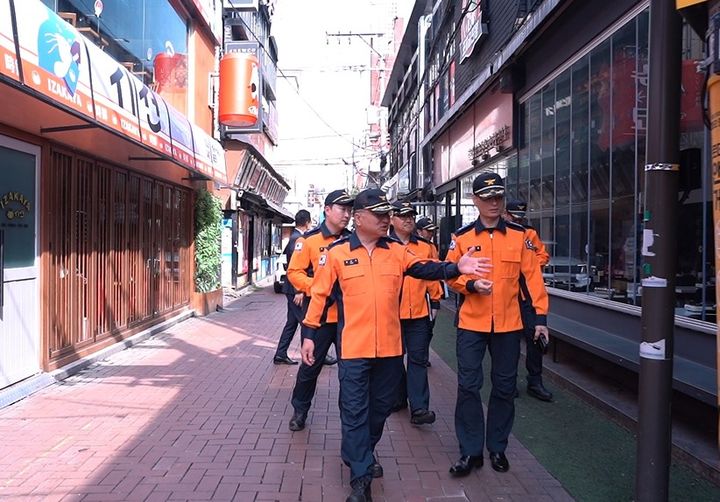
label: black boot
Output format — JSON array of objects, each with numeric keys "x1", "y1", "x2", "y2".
[{"x1": 346, "y1": 476, "x2": 372, "y2": 502}]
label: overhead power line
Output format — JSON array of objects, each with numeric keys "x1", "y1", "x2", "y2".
[{"x1": 226, "y1": 7, "x2": 379, "y2": 153}]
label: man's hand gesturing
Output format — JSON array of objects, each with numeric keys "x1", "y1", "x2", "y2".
[{"x1": 457, "y1": 249, "x2": 492, "y2": 276}]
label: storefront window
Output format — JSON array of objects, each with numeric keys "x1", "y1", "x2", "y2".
[
  {"x1": 519, "y1": 10, "x2": 711, "y2": 321},
  {"x1": 56, "y1": 0, "x2": 188, "y2": 111}
]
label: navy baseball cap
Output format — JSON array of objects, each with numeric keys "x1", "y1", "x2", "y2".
[
  {"x1": 416, "y1": 217, "x2": 438, "y2": 231},
  {"x1": 506, "y1": 199, "x2": 528, "y2": 217},
  {"x1": 324, "y1": 189, "x2": 354, "y2": 206},
  {"x1": 353, "y1": 188, "x2": 393, "y2": 213},
  {"x1": 391, "y1": 201, "x2": 417, "y2": 216},
  {"x1": 472, "y1": 172, "x2": 505, "y2": 199}
]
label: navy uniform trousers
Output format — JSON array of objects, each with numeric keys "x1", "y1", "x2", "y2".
[
  {"x1": 455, "y1": 328, "x2": 522, "y2": 455},
  {"x1": 519, "y1": 298, "x2": 543, "y2": 386},
  {"x1": 290, "y1": 322, "x2": 337, "y2": 414},
  {"x1": 275, "y1": 294, "x2": 303, "y2": 359},
  {"x1": 395, "y1": 317, "x2": 433, "y2": 411},
  {"x1": 339, "y1": 356, "x2": 403, "y2": 482}
]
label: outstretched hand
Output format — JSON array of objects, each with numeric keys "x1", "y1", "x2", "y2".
[{"x1": 457, "y1": 249, "x2": 492, "y2": 276}]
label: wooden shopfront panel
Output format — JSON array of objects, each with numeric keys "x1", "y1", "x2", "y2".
[{"x1": 45, "y1": 148, "x2": 193, "y2": 365}]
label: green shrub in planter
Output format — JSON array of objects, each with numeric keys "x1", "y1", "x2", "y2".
[{"x1": 194, "y1": 188, "x2": 222, "y2": 293}]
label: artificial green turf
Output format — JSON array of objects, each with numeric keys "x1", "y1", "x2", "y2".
[{"x1": 430, "y1": 309, "x2": 720, "y2": 501}]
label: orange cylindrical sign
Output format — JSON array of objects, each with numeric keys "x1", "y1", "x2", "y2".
[{"x1": 219, "y1": 52, "x2": 260, "y2": 127}]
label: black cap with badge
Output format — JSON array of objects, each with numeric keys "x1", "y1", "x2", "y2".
[
  {"x1": 416, "y1": 217, "x2": 438, "y2": 231},
  {"x1": 391, "y1": 200, "x2": 417, "y2": 216},
  {"x1": 353, "y1": 188, "x2": 394, "y2": 213},
  {"x1": 324, "y1": 189, "x2": 354, "y2": 206},
  {"x1": 505, "y1": 199, "x2": 528, "y2": 217},
  {"x1": 472, "y1": 172, "x2": 505, "y2": 199}
]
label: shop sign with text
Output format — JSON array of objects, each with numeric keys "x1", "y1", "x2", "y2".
[
  {"x1": 0, "y1": 0, "x2": 226, "y2": 184},
  {"x1": 459, "y1": 0, "x2": 488, "y2": 64}
]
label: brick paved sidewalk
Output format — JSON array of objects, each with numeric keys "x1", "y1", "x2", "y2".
[{"x1": 0, "y1": 288, "x2": 572, "y2": 501}]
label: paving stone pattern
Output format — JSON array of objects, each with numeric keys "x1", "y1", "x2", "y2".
[{"x1": 0, "y1": 288, "x2": 573, "y2": 501}]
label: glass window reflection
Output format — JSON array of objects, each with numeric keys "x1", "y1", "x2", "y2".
[{"x1": 518, "y1": 10, "x2": 712, "y2": 322}]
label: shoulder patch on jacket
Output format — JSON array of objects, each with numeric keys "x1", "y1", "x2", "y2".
[
  {"x1": 525, "y1": 239, "x2": 536, "y2": 250},
  {"x1": 318, "y1": 254, "x2": 327, "y2": 266},
  {"x1": 506, "y1": 221, "x2": 526, "y2": 233},
  {"x1": 449, "y1": 239, "x2": 457, "y2": 251},
  {"x1": 294, "y1": 241, "x2": 303, "y2": 251},
  {"x1": 455, "y1": 221, "x2": 476, "y2": 236}
]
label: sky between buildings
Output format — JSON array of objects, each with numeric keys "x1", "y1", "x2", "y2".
[{"x1": 271, "y1": 0, "x2": 415, "y2": 215}]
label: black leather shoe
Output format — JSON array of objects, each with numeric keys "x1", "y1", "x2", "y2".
[
  {"x1": 410, "y1": 409, "x2": 436, "y2": 425},
  {"x1": 489, "y1": 451, "x2": 509, "y2": 472},
  {"x1": 369, "y1": 456, "x2": 383, "y2": 478},
  {"x1": 449, "y1": 455, "x2": 483, "y2": 477},
  {"x1": 346, "y1": 476, "x2": 372, "y2": 502},
  {"x1": 324, "y1": 355, "x2": 338, "y2": 365},
  {"x1": 527, "y1": 383, "x2": 553, "y2": 402},
  {"x1": 390, "y1": 400, "x2": 408, "y2": 413},
  {"x1": 288, "y1": 411, "x2": 307, "y2": 431},
  {"x1": 273, "y1": 355, "x2": 298, "y2": 365}
]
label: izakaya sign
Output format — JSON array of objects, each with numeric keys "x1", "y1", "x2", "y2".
[
  {"x1": 459, "y1": 0, "x2": 488, "y2": 64},
  {"x1": 0, "y1": 0, "x2": 226, "y2": 184}
]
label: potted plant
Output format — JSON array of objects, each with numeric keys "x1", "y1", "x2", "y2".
[{"x1": 191, "y1": 188, "x2": 223, "y2": 315}]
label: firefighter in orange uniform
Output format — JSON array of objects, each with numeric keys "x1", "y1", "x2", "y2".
[
  {"x1": 285, "y1": 190, "x2": 354, "y2": 432},
  {"x1": 302, "y1": 189, "x2": 491, "y2": 502},
  {"x1": 504, "y1": 199, "x2": 553, "y2": 402},
  {"x1": 445, "y1": 172, "x2": 549, "y2": 476},
  {"x1": 389, "y1": 201, "x2": 443, "y2": 424}
]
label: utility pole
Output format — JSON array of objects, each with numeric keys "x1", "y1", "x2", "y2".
[{"x1": 636, "y1": 0, "x2": 682, "y2": 500}]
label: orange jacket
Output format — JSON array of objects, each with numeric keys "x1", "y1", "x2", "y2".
[
  {"x1": 287, "y1": 221, "x2": 350, "y2": 324},
  {"x1": 389, "y1": 228, "x2": 443, "y2": 319},
  {"x1": 303, "y1": 233, "x2": 462, "y2": 359},
  {"x1": 446, "y1": 218, "x2": 549, "y2": 333}
]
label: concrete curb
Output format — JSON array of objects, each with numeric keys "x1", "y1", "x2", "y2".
[{"x1": 0, "y1": 309, "x2": 194, "y2": 410}]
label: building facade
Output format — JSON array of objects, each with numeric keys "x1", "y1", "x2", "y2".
[
  {"x1": 384, "y1": 0, "x2": 715, "y2": 406},
  {"x1": 0, "y1": 0, "x2": 231, "y2": 388},
  {"x1": 219, "y1": 0, "x2": 292, "y2": 290}
]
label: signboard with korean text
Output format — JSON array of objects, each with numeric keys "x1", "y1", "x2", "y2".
[
  {"x1": 85, "y1": 42, "x2": 142, "y2": 141},
  {"x1": 13, "y1": 0, "x2": 95, "y2": 119},
  {"x1": 192, "y1": 123, "x2": 227, "y2": 183},
  {"x1": 459, "y1": 0, "x2": 488, "y2": 64},
  {"x1": 5, "y1": 0, "x2": 228, "y2": 185},
  {"x1": 0, "y1": 0, "x2": 19, "y2": 81},
  {"x1": 138, "y1": 87, "x2": 173, "y2": 158},
  {"x1": 166, "y1": 104, "x2": 195, "y2": 169}
]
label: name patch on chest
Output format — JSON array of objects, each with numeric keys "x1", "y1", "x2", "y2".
[{"x1": 343, "y1": 258, "x2": 359, "y2": 266}]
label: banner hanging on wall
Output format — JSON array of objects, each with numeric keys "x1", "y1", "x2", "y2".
[
  {"x1": 13, "y1": 0, "x2": 95, "y2": 120},
  {"x1": 0, "y1": 0, "x2": 227, "y2": 184}
]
